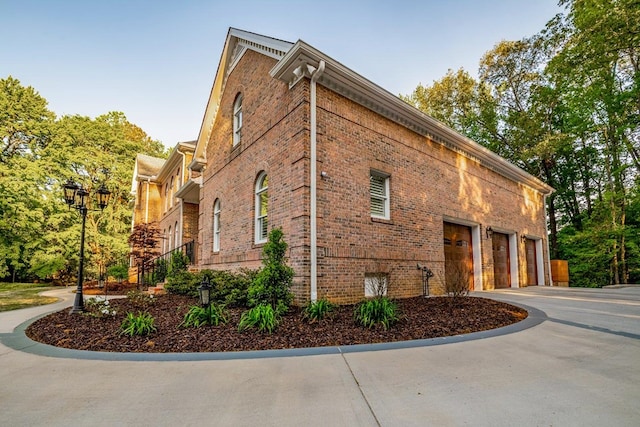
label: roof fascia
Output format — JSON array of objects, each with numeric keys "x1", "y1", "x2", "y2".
[
  {"x1": 190, "y1": 28, "x2": 293, "y2": 172},
  {"x1": 271, "y1": 41, "x2": 554, "y2": 195}
]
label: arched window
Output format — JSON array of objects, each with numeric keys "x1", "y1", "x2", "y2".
[
  {"x1": 162, "y1": 229, "x2": 167, "y2": 254},
  {"x1": 255, "y1": 172, "x2": 268, "y2": 243},
  {"x1": 169, "y1": 177, "x2": 174, "y2": 208},
  {"x1": 174, "y1": 221, "x2": 179, "y2": 249},
  {"x1": 213, "y1": 199, "x2": 221, "y2": 252},
  {"x1": 168, "y1": 225, "x2": 172, "y2": 251},
  {"x1": 233, "y1": 93, "x2": 243, "y2": 146}
]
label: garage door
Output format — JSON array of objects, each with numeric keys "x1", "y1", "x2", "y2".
[
  {"x1": 525, "y1": 238, "x2": 538, "y2": 286},
  {"x1": 492, "y1": 232, "x2": 511, "y2": 289},
  {"x1": 443, "y1": 222, "x2": 474, "y2": 291}
]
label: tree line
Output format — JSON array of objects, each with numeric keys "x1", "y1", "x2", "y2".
[
  {"x1": 0, "y1": 76, "x2": 166, "y2": 282},
  {"x1": 402, "y1": 0, "x2": 639, "y2": 287}
]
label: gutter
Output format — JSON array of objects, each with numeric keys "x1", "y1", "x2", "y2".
[{"x1": 310, "y1": 60, "x2": 325, "y2": 302}]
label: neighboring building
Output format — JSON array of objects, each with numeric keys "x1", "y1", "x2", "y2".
[
  {"x1": 130, "y1": 141, "x2": 197, "y2": 281},
  {"x1": 133, "y1": 28, "x2": 554, "y2": 304}
]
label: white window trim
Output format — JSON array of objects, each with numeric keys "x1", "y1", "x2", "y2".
[
  {"x1": 370, "y1": 171, "x2": 390, "y2": 220},
  {"x1": 213, "y1": 199, "x2": 221, "y2": 252},
  {"x1": 255, "y1": 173, "x2": 268, "y2": 244},
  {"x1": 233, "y1": 94, "x2": 243, "y2": 147}
]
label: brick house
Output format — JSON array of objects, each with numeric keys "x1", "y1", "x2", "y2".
[
  {"x1": 135, "y1": 28, "x2": 554, "y2": 303},
  {"x1": 130, "y1": 141, "x2": 198, "y2": 281}
]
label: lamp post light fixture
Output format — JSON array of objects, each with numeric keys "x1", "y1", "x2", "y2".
[
  {"x1": 199, "y1": 275, "x2": 212, "y2": 308},
  {"x1": 63, "y1": 178, "x2": 112, "y2": 314}
]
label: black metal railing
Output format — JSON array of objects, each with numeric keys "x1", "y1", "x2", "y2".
[{"x1": 137, "y1": 240, "x2": 195, "y2": 287}]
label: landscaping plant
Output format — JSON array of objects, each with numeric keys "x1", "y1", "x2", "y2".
[
  {"x1": 119, "y1": 312, "x2": 157, "y2": 336},
  {"x1": 181, "y1": 303, "x2": 227, "y2": 327},
  {"x1": 126, "y1": 289, "x2": 155, "y2": 309},
  {"x1": 247, "y1": 228, "x2": 294, "y2": 311},
  {"x1": 84, "y1": 297, "x2": 117, "y2": 318},
  {"x1": 303, "y1": 298, "x2": 336, "y2": 323},
  {"x1": 238, "y1": 304, "x2": 279, "y2": 333},
  {"x1": 354, "y1": 297, "x2": 399, "y2": 330}
]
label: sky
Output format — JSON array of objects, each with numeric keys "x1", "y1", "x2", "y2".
[{"x1": 1, "y1": 0, "x2": 565, "y2": 148}]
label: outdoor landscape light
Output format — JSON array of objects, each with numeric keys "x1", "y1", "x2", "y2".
[
  {"x1": 63, "y1": 177, "x2": 112, "y2": 314},
  {"x1": 199, "y1": 276, "x2": 211, "y2": 308},
  {"x1": 485, "y1": 226, "x2": 494, "y2": 239}
]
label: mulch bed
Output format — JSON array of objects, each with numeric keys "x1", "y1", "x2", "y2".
[{"x1": 26, "y1": 294, "x2": 527, "y2": 353}]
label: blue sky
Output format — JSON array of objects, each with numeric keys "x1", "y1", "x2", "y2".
[{"x1": 1, "y1": 0, "x2": 564, "y2": 148}]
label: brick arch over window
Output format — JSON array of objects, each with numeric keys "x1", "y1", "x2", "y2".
[
  {"x1": 232, "y1": 93, "x2": 243, "y2": 147},
  {"x1": 254, "y1": 172, "x2": 268, "y2": 244}
]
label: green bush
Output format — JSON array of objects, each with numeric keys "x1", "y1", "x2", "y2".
[
  {"x1": 168, "y1": 251, "x2": 190, "y2": 276},
  {"x1": 119, "y1": 312, "x2": 157, "y2": 336},
  {"x1": 126, "y1": 289, "x2": 155, "y2": 309},
  {"x1": 165, "y1": 269, "x2": 254, "y2": 306},
  {"x1": 238, "y1": 304, "x2": 279, "y2": 333},
  {"x1": 107, "y1": 264, "x2": 129, "y2": 283},
  {"x1": 248, "y1": 228, "x2": 294, "y2": 310},
  {"x1": 84, "y1": 298, "x2": 117, "y2": 318},
  {"x1": 153, "y1": 258, "x2": 168, "y2": 283},
  {"x1": 303, "y1": 299, "x2": 335, "y2": 323},
  {"x1": 354, "y1": 297, "x2": 399, "y2": 330},
  {"x1": 165, "y1": 270, "x2": 199, "y2": 298},
  {"x1": 181, "y1": 303, "x2": 227, "y2": 327}
]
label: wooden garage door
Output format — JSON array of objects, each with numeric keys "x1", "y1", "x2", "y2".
[
  {"x1": 492, "y1": 232, "x2": 510, "y2": 289},
  {"x1": 525, "y1": 238, "x2": 538, "y2": 286},
  {"x1": 443, "y1": 222, "x2": 474, "y2": 291}
]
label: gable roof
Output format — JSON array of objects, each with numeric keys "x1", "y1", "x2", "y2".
[
  {"x1": 191, "y1": 28, "x2": 553, "y2": 195},
  {"x1": 190, "y1": 28, "x2": 293, "y2": 171}
]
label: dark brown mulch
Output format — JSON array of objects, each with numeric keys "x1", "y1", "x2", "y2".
[{"x1": 25, "y1": 295, "x2": 527, "y2": 353}]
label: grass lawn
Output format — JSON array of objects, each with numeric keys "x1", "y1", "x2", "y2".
[{"x1": 0, "y1": 282, "x2": 59, "y2": 312}]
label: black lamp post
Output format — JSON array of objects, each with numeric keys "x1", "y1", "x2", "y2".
[{"x1": 63, "y1": 178, "x2": 111, "y2": 314}]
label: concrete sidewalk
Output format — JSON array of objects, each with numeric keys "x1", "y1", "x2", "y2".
[{"x1": 1, "y1": 286, "x2": 639, "y2": 426}]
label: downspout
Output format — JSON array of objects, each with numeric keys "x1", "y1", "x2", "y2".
[
  {"x1": 310, "y1": 60, "x2": 325, "y2": 302},
  {"x1": 544, "y1": 193, "x2": 554, "y2": 286},
  {"x1": 144, "y1": 178, "x2": 151, "y2": 223},
  {"x1": 178, "y1": 148, "x2": 187, "y2": 246}
]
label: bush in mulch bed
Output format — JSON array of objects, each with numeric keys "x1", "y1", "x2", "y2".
[{"x1": 25, "y1": 294, "x2": 527, "y2": 354}]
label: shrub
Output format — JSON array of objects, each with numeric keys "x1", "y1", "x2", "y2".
[
  {"x1": 181, "y1": 304, "x2": 227, "y2": 327},
  {"x1": 238, "y1": 304, "x2": 279, "y2": 333},
  {"x1": 126, "y1": 289, "x2": 155, "y2": 309},
  {"x1": 107, "y1": 265, "x2": 129, "y2": 284},
  {"x1": 354, "y1": 297, "x2": 399, "y2": 330},
  {"x1": 303, "y1": 299, "x2": 336, "y2": 323},
  {"x1": 248, "y1": 228, "x2": 294, "y2": 311},
  {"x1": 208, "y1": 269, "x2": 255, "y2": 307},
  {"x1": 119, "y1": 312, "x2": 157, "y2": 336},
  {"x1": 444, "y1": 261, "x2": 470, "y2": 301},
  {"x1": 84, "y1": 297, "x2": 117, "y2": 318},
  {"x1": 168, "y1": 251, "x2": 190, "y2": 276},
  {"x1": 153, "y1": 258, "x2": 168, "y2": 283},
  {"x1": 165, "y1": 271, "x2": 199, "y2": 298}
]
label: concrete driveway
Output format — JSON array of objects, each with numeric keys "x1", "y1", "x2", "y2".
[{"x1": 1, "y1": 286, "x2": 639, "y2": 426}]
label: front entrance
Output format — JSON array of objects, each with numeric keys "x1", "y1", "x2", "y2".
[
  {"x1": 443, "y1": 222, "x2": 474, "y2": 291},
  {"x1": 492, "y1": 232, "x2": 511, "y2": 289},
  {"x1": 525, "y1": 238, "x2": 538, "y2": 286}
]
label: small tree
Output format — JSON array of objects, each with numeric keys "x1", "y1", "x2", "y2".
[
  {"x1": 247, "y1": 228, "x2": 294, "y2": 312},
  {"x1": 128, "y1": 222, "x2": 162, "y2": 287},
  {"x1": 444, "y1": 261, "x2": 471, "y2": 303},
  {"x1": 107, "y1": 264, "x2": 129, "y2": 284}
]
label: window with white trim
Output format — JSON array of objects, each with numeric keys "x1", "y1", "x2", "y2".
[
  {"x1": 174, "y1": 221, "x2": 179, "y2": 249},
  {"x1": 370, "y1": 171, "x2": 390, "y2": 219},
  {"x1": 255, "y1": 172, "x2": 268, "y2": 243},
  {"x1": 233, "y1": 93, "x2": 243, "y2": 146},
  {"x1": 213, "y1": 199, "x2": 221, "y2": 252}
]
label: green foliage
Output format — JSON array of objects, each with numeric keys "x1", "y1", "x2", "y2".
[
  {"x1": 153, "y1": 258, "x2": 168, "y2": 283},
  {"x1": 126, "y1": 289, "x2": 155, "y2": 309},
  {"x1": 168, "y1": 251, "x2": 190, "y2": 276},
  {"x1": 303, "y1": 299, "x2": 336, "y2": 323},
  {"x1": 238, "y1": 304, "x2": 279, "y2": 333},
  {"x1": 248, "y1": 228, "x2": 294, "y2": 310},
  {"x1": 0, "y1": 76, "x2": 166, "y2": 283},
  {"x1": 107, "y1": 265, "x2": 129, "y2": 283},
  {"x1": 165, "y1": 271, "x2": 199, "y2": 298},
  {"x1": 84, "y1": 297, "x2": 117, "y2": 318},
  {"x1": 354, "y1": 297, "x2": 399, "y2": 330},
  {"x1": 119, "y1": 312, "x2": 157, "y2": 336},
  {"x1": 181, "y1": 304, "x2": 228, "y2": 327}
]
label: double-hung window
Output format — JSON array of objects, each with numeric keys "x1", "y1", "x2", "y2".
[
  {"x1": 233, "y1": 93, "x2": 243, "y2": 146},
  {"x1": 255, "y1": 173, "x2": 268, "y2": 243},
  {"x1": 370, "y1": 171, "x2": 390, "y2": 219},
  {"x1": 213, "y1": 199, "x2": 221, "y2": 252}
]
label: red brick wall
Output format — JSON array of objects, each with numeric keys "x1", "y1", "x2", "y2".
[{"x1": 197, "y1": 49, "x2": 550, "y2": 304}]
